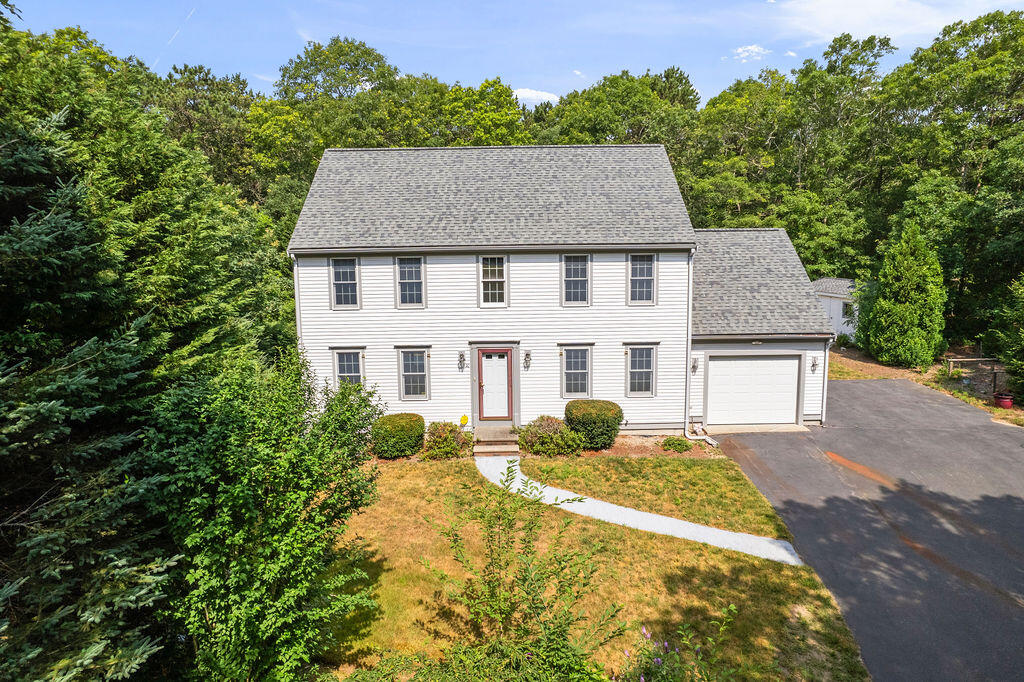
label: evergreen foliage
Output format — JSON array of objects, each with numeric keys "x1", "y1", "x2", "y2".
[
  {"x1": 997, "y1": 278, "x2": 1024, "y2": 397},
  {"x1": 564, "y1": 400, "x2": 623, "y2": 450}
]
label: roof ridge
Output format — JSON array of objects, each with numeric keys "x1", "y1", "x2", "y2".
[
  {"x1": 695, "y1": 227, "x2": 785, "y2": 233},
  {"x1": 322, "y1": 144, "x2": 666, "y2": 152}
]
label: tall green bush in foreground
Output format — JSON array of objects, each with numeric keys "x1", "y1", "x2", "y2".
[
  {"x1": 997, "y1": 277, "x2": 1024, "y2": 397},
  {"x1": 856, "y1": 225, "x2": 946, "y2": 367},
  {"x1": 147, "y1": 351, "x2": 381, "y2": 680}
]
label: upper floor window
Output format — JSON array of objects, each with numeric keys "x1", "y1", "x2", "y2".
[
  {"x1": 396, "y1": 257, "x2": 424, "y2": 307},
  {"x1": 398, "y1": 348, "x2": 429, "y2": 399},
  {"x1": 561, "y1": 345, "x2": 591, "y2": 397},
  {"x1": 562, "y1": 254, "x2": 590, "y2": 306},
  {"x1": 331, "y1": 258, "x2": 359, "y2": 308},
  {"x1": 335, "y1": 349, "x2": 364, "y2": 385},
  {"x1": 629, "y1": 254, "x2": 655, "y2": 304},
  {"x1": 625, "y1": 344, "x2": 656, "y2": 396},
  {"x1": 842, "y1": 301, "x2": 855, "y2": 318},
  {"x1": 480, "y1": 256, "x2": 507, "y2": 307}
]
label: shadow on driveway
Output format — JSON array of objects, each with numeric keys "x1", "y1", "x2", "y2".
[{"x1": 722, "y1": 379, "x2": 1024, "y2": 681}]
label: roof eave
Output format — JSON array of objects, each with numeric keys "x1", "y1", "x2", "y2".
[{"x1": 288, "y1": 241, "x2": 697, "y2": 256}]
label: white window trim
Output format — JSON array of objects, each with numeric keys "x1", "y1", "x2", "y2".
[
  {"x1": 477, "y1": 255, "x2": 509, "y2": 308},
  {"x1": 394, "y1": 256, "x2": 427, "y2": 309},
  {"x1": 624, "y1": 343, "x2": 657, "y2": 397},
  {"x1": 329, "y1": 257, "x2": 361, "y2": 310},
  {"x1": 560, "y1": 254, "x2": 592, "y2": 307},
  {"x1": 396, "y1": 346, "x2": 431, "y2": 401},
  {"x1": 332, "y1": 347, "x2": 366, "y2": 386},
  {"x1": 626, "y1": 253, "x2": 657, "y2": 306},
  {"x1": 559, "y1": 344, "x2": 593, "y2": 398}
]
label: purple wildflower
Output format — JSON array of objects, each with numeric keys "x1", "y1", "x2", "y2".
[
  {"x1": 654, "y1": 657, "x2": 662, "y2": 665},
  {"x1": 624, "y1": 649, "x2": 630, "y2": 659},
  {"x1": 642, "y1": 625, "x2": 650, "y2": 639}
]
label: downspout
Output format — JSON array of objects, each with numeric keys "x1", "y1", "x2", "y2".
[
  {"x1": 821, "y1": 336, "x2": 834, "y2": 425},
  {"x1": 291, "y1": 254, "x2": 303, "y2": 343},
  {"x1": 683, "y1": 246, "x2": 718, "y2": 447}
]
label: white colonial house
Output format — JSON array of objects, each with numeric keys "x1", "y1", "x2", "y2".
[
  {"x1": 812, "y1": 277, "x2": 858, "y2": 338},
  {"x1": 288, "y1": 145, "x2": 834, "y2": 433}
]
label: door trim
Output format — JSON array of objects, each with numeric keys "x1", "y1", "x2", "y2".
[
  {"x1": 477, "y1": 348, "x2": 513, "y2": 421},
  {"x1": 703, "y1": 351, "x2": 805, "y2": 426}
]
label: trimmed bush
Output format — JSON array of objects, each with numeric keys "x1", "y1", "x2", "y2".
[
  {"x1": 422, "y1": 421, "x2": 472, "y2": 460},
  {"x1": 372, "y1": 413, "x2": 425, "y2": 459},
  {"x1": 661, "y1": 435, "x2": 693, "y2": 453},
  {"x1": 564, "y1": 400, "x2": 623, "y2": 450},
  {"x1": 515, "y1": 416, "x2": 585, "y2": 457}
]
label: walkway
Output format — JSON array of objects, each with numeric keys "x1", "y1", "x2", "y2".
[{"x1": 473, "y1": 455, "x2": 803, "y2": 566}]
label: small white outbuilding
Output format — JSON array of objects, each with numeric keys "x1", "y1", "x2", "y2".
[{"x1": 812, "y1": 277, "x2": 857, "y2": 338}]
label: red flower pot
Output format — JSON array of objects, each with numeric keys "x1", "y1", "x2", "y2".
[{"x1": 994, "y1": 393, "x2": 1014, "y2": 409}]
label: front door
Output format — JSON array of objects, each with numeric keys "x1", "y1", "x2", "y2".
[{"x1": 479, "y1": 349, "x2": 512, "y2": 420}]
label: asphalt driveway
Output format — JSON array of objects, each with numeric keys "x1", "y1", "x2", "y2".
[{"x1": 721, "y1": 379, "x2": 1024, "y2": 681}]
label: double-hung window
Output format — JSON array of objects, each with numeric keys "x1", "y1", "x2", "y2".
[
  {"x1": 396, "y1": 257, "x2": 425, "y2": 307},
  {"x1": 335, "y1": 349, "x2": 364, "y2": 385},
  {"x1": 480, "y1": 256, "x2": 507, "y2": 306},
  {"x1": 561, "y1": 346, "x2": 591, "y2": 398},
  {"x1": 398, "y1": 348, "x2": 429, "y2": 400},
  {"x1": 625, "y1": 345, "x2": 656, "y2": 397},
  {"x1": 331, "y1": 258, "x2": 359, "y2": 308},
  {"x1": 562, "y1": 255, "x2": 590, "y2": 306},
  {"x1": 628, "y1": 254, "x2": 655, "y2": 304}
]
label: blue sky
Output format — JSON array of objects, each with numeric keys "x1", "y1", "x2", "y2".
[{"x1": 16, "y1": 1, "x2": 1024, "y2": 106}]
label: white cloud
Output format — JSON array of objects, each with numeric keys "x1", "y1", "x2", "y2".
[
  {"x1": 774, "y1": 0, "x2": 1019, "y2": 45},
  {"x1": 573, "y1": 69, "x2": 585, "y2": 78},
  {"x1": 513, "y1": 88, "x2": 560, "y2": 106},
  {"x1": 296, "y1": 27, "x2": 314, "y2": 42},
  {"x1": 252, "y1": 73, "x2": 276, "y2": 82},
  {"x1": 733, "y1": 44, "x2": 771, "y2": 63},
  {"x1": 785, "y1": 50, "x2": 797, "y2": 57}
]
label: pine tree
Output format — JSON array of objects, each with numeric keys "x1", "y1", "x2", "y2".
[{"x1": 856, "y1": 225, "x2": 947, "y2": 367}]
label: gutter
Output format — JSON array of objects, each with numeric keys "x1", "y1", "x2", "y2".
[{"x1": 682, "y1": 246, "x2": 718, "y2": 448}]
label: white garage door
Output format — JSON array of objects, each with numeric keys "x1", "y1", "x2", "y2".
[{"x1": 706, "y1": 355, "x2": 800, "y2": 425}]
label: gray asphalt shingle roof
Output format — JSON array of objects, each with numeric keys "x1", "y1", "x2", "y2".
[
  {"x1": 811, "y1": 277, "x2": 857, "y2": 297},
  {"x1": 287, "y1": 145, "x2": 696, "y2": 252},
  {"x1": 693, "y1": 229, "x2": 833, "y2": 337}
]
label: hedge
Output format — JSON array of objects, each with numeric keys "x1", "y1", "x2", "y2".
[
  {"x1": 564, "y1": 399, "x2": 623, "y2": 450},
  {"x1": 371, "y1": 412, "x2": 425, "y2": 459},
  {"x1": 515, "y1": 415, "x2": 585, "y2": 457}
]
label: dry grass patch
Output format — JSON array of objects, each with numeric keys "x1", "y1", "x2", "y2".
[
  {"x1": 520, "y1": 456, "x2": 792, "y2": 540},
  {"x1": 328, "y1": 460, "x2": 866, "y2": 680}
]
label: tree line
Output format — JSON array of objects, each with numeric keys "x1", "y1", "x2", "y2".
[{"x1": 1, "y1": 5, "x2": 1023, "y2": 680}]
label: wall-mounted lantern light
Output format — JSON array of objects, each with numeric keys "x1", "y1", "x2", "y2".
[
  {"x1": 690, "y1": 356, "x2": 699, "y2": 374},
  {"x1": 523, "y1": 350, "x2": 532, "y2": 370},
  {"x1": 811, "y1": 356, "x2": 819, "y2": 373},
  {"x1": 457, "y1": 351, "x2": 466, "y2": 371}
]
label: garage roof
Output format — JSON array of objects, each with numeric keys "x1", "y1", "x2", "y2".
[
  {"x1": 288, "y1": 145, "x2": 696, "y2": 253},
  {"x1": 693, "y1": 229, "x2": 833, "y2": 338}
]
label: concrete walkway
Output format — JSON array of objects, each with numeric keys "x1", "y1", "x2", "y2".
[{"x1": 474, "y1": 455, "x2": 803, "y2": 566}]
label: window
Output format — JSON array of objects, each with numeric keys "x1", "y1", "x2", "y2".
[
  {"x1": 629, "y1": 254, "x2": 655, "y2": 304},
  {"x1": 561, "y1": 346, "x2": 591, "y2": 397},
  {"x1": 335, "y1": 350, "x2": 363, "y2": 385},
  {"x1": 399, "y1": 348, "x2": 429, "y2": 399},
  {"x1": 480, "y1": 256, "x2": 507, "y2": 306},
  {"x1": 331, "y1": 258, "x2": 359, "y2": 308},
  {"x1": 562, "y1": 255, "x2": 589, "y2": 305},
  {"x1": 842, "y1": 301, "x2": 855, "y2": 318},
  {"x1": 396, "y1": 257, "x2": 424, "y2": 307},
  {"x1": 626, "y1": 345, "x2": 656, "y2": 396}
]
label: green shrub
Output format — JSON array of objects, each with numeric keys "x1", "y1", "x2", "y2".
[
  {"x1": 422, "y1": 421, "x2": 471, "y2": 460},
  {"x1": 661, "y1": 435, "x2": 693, "y2": 453},
  {"x1": 997, "y1": 277, "x2": 1024, "y2": 398},
  {"x1": 515, "y1": 416, "x2": 585, "y2": 457},
  {"x1": 372, "y1": 413, "x2": 425, "y2": 459},
  {"x1": 564, "y1": 400, "x2": 623, "y2": 450},
  {"x1": 836, "y1": 332, "x2": 854, "y2": 348}
]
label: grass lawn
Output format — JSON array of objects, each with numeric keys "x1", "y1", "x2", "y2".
[
  {"x1": 520, "y1": 456, "x2": 792, "y2": 540},
  {"x1": 328, "y1": 458, "x2": 867, "y2": 680}
]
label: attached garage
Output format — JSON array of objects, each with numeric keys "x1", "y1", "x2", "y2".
[
  {"x1": 688, "y1": 229, "x2": 835, "y2": 427},
  {"x1": 705, "y1": 355, "x2": 800, "y2": 425}
]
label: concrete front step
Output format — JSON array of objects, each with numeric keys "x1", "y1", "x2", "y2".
[{"x1": 473, "y1": 443, "x2": 520, "y2": 456}]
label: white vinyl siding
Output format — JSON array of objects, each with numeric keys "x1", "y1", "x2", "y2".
[
  {"x1": 479, "y1": 256, "x2": 508, "y2": 307},
  {"x1": 817, "y1": 293, "x2": 857, "y2": 337},
  {"x1": 395, "y1": 257, "x2": 425, "y2": 308},
  {"x1": 561, "y1": 346, "x2": 591, "y2": 398},
  {"x1": 625, "y1": 345, "x2": 656, "y2": 396},
  {"x1": 295, "y1": 251, "x2": 690, "y2": 427},
  {"x1": 331, "y1": 258, "x2": 360, "y2": 308},
  {"x1": 628, "y1": 254, "x2": 656, "y2": 304},
  {"x1": 561, "y1": 254, "x2": 590, "y2": 306},
  {"x1": 398, "y1": 348, "x2": 429, "y2": 400}
]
